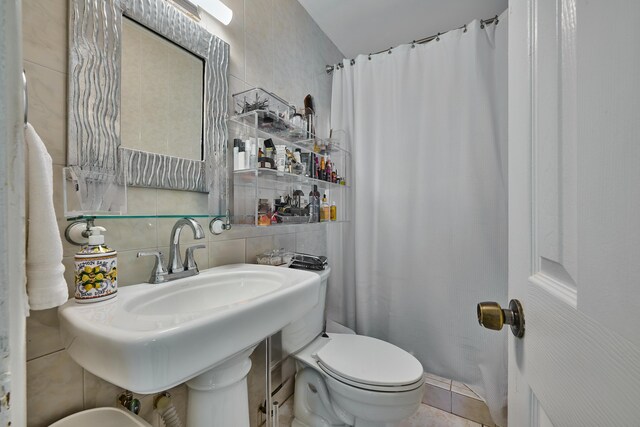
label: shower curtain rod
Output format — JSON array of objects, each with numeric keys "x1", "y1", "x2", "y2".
[{"x1": 325, "y1": 15, "x2": 500, "y2": 74}]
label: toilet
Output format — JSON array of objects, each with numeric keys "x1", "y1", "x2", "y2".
[{"x1": 282, "y1": 268, "x2": 425, "y2": 427}]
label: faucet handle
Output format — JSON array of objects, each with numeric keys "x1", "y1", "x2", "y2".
[
  {"x1": 137, "y1": 251, "x2": 168, "y2": 283},
  {"x1": 184, "y1": 244, "x2": 206, "y2": 271}
]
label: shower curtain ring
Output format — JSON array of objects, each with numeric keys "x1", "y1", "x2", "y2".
[
  {"x1": 350, "y1": 59, "x2": 355, "y2": 66},
  {"x1": 388, "y1": 47, "x2": 392, "y2": 54},
  {"x1": 494, "y1": 15, "x2": 499, "y2": 25},
  {"x1": 368, "y1": 53, "x2": 372, "y2": 60},
  {"x1": 481, "y1": 20, "x2": 485, "y2": 29},
  {"x1": 436, "y1": 32, "x2": 441, "y2": 41},
  {"x1": 411, "y1": 40, "x2": 416, "y2": 48},
  {"x1": 463, "y1": 24, "x2": 467, "y2": 33}
]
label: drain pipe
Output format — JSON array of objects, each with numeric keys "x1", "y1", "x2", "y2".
[
  {"x1": 260, "y1": 336, "x2": 279, "y2": 427},
  {"x1": 265, "y1": 336, "x2": 273, "y2": 427},
  {"x1": 154, "y1": 392, "x2": 183, "y2": 427},
  {"x1": 117, "y1": 390, "x2": 141, "y2": 415},
  {"x1": 271, "y1": 400, "x2": 279, "y2": 426}
]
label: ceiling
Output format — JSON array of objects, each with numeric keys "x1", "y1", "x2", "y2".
[{"x1": 297, "y1": 0, "x2": 508, "y2": 59}]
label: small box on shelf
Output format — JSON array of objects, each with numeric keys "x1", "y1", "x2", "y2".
[
  {"x1": 63, "y1": 166, "x2": 127, "y2": 218},
  {"x1": 232, "y1": 88, "x2": 306, "y2": 140}
]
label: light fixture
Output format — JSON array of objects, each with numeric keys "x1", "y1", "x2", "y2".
[{"x1": 191, "y1": 0, "x2": 233, "y2": 25}]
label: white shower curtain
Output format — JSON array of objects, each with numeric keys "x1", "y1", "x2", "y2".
[{"x1": 328, "y1": 13, "x2": 508, "y2": 426}]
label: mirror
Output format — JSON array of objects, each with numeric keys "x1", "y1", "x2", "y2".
[
  {"x1": 68, "y1": 0, "x2": 229, "y2": 213},
  {"x1": 121, "y1": 17, "x2": 205, "y2": 161}
]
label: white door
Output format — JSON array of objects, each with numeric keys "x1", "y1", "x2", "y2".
[{"x1": 507, "y1": 0, "x2": 640, "y2": 425}]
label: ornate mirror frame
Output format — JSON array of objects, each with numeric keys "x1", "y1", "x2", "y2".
[{"x1": 68, "y1": 0, "x2": 229, "y2": 201}]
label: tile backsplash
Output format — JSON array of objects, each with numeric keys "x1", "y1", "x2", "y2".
[{"x1": 22, "y1": 0, "x2": 343, "y2": 425}]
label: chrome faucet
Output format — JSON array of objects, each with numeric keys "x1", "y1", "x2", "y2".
[
  {"x1": 168, "y1": 218, "x2": 205, "y2": 273},
  {"x1": 137, "y1": 218, "x2": 206, "y2": 284}
]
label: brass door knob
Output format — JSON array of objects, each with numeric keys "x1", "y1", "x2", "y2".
[{"x1": 477, "y1": 299, "x2": 525, "y2": 338}]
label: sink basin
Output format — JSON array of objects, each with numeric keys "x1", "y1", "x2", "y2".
[
  {"x1": 128, "y1": 269, "x2": 283, "y2": 316},
  {"x1": 58, "y1": 264, "x2": 321, "y2": 395}
]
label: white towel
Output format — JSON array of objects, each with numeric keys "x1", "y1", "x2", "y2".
[{"x1": 25, "y1": 123, "x2": 69, "y2": 311}]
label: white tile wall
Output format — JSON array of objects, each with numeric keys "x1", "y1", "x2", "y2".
[
  {"x1": 22, "y1": 0, "x2": 344, "y2": 425},
  {"x1": 22, "y1": 60, "x2": 66, "y2": 165},
  {"x1": 209, "y1": 238, "x2": 246, "y2": 266},
  {"x1": 26, "y1": 351, "x2": 84, "y2": 427},
  {"x1": 26, "y1": 308, "x2": 63, "y2": 360}
]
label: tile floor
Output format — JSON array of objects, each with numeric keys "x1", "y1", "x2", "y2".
[
  {"x1": 278, "y1": 397, "x2": 489, "y2": 427},
  {"x1": 398, "y1": 404, "x2": 484, "y2": 427},
  {"x1": 276, "y1": 371, "x2": 497, "y2": 426}
]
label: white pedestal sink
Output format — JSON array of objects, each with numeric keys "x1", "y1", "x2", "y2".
[{"x1": 58, "y1": 264, "x2": 321, "y2": 427}]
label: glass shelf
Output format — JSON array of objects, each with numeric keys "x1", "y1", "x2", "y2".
[
  {"x1": 229, "y1": 112, "x2": 349, "y2": 156},
  {"x1": 234, "y1": 168, "x2": 349, "y2": 190},
  {"x1": 232, "y1": 220, "x2": 350, "y2": 228},
  {"x1": 293, "y1": 134, "x2": 349, "y2": 155},
  {"x1": 66, "y1": 214, "x2": 218, "y2": 221}
]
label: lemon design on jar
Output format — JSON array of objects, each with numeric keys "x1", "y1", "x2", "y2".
[{"x1": 76, "y1": 265, "x2": 109, "y2": 292}]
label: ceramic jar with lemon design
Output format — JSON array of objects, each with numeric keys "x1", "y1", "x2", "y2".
[{"x1": 74, "y1": 226, "x2": 117, "y2": 303}]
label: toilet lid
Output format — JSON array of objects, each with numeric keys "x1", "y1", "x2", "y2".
[{"x1": 315, "y1": 334, "x2": 424, "y2": 389}]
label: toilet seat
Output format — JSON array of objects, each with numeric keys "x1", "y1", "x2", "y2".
[{"x1": 313, "y1": 334, "x2": 424, "y2": 392}]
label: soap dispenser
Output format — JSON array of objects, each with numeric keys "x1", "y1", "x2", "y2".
[{"x1": 74, "y1": 226, "x2": 118, "y2": 303}]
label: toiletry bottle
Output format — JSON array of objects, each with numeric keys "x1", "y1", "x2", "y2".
[
  {"x1": 238, "y1": 141, "x2": 246, "y2": 170},
  {"x1": 315, "y1": 187, "x2": 321, "y2": 222},
  {"x1": 264, "y1": 138, "x2": 275, "y2": 160},
  {"x1": 319, "y1": 155, "x2": 326, "y2": 180},
  {"x1": 320, "y1": 194, "x2": 330, "y2": 222},
  {"x1": 330, "y1": 201, "x2": 337, "y2": 221},
  {"x1": 275, "y1": 144, "x2": 287, "y2": 176},
  {"x1": 74, "y1": 226, "x2": 117, "y2": 303},
  {"x1": 309, "y1": 185, "x2": 320, "y2": 222},
  {"x1": 258, "y1": 198, "x2": 271, "y2": 226},
  {"x1": 310, "y1": 154, "x2": 316, "y2": 178},
  {"x1": 233, "y1": 139, "x2": 240, "y2": 170},
  {"x1": 293, "y1": 187, "x2": 304, "y2": 210},
  {"x1": 247, "y1": 139, "x2": 256, "y2": 169},
  {"x1": 325, "y1": 157, "x2": 332, "y2": 182},
  {"x1": 308, "y1": 188, "x2": 316, "y2": 222}
]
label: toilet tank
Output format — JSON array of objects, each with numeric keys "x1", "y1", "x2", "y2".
[{"x1": 280, "y1": 267, "x2": 331, "y2": 355}]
